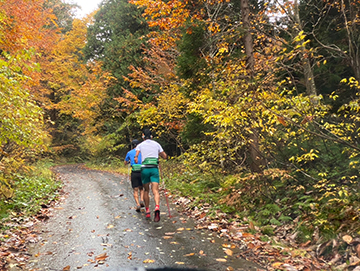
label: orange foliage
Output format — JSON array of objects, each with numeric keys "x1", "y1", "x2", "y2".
[
  {"x1": 38, "y1": 15, "x2": 112, "y2": 135},
  {"x1": 0, "y1": 0, "x2": 58, "y2": 53}
]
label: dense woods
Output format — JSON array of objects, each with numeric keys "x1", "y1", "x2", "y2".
[{"x1": 1, "y1": 0, "x2": 360, "y2": 268}]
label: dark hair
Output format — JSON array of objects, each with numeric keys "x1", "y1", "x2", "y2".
[
  {"x1": 131, "y1": 139, "x2": 140, "y2": 147},
  {"x1": 143, "y1": 128, "x2": 152, "y2": 139}
]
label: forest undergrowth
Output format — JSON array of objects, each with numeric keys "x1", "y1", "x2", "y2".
[{"x1": 155, "y1": 159, "x2": 360, "y2": 271}]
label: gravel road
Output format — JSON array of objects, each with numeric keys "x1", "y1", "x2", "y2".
[{"x1": 25, "y1": 165, "x2": 262, "y2": 271}]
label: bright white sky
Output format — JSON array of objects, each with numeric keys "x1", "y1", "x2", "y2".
[{"x1": 64, "y1": 0, "x2": 102, "y2": 18}]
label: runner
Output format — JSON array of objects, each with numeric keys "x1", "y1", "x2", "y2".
[
  {"x1": 134, "y1": 129, "x2": 167, "y2": 222},
  {"x1": 124, "y1": 139, "x2": 145, "y2": 212}
]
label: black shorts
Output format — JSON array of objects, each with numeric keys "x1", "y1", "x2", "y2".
[{"x1": 131, "y1": 171, "x2": 143, "y2": 188}]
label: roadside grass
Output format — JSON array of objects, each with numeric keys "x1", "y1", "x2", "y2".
[
  {"x1": 85, "y1": 156, "x2": 128, "y2": 175},
  {"x1": 0, "y1": 159, "x2": 62, "y2": 232}
]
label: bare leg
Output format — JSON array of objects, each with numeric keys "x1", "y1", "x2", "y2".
[
  {"x1": 143, "y1": 183, "x2": 150, "y2": 209},
  {"x1": 151, "y1": 182, "x2": 160, "y2": 207},
  {"x1": 139, "y1": 186, "x2": 144, "y2": 203},
  {"x1": 133, "y1": 187, "x2": 140, "y2": 206}
]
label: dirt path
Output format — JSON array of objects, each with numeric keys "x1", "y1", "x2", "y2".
[{"x1": 24, "y1": 165, "x2": 263, "y2": 271}]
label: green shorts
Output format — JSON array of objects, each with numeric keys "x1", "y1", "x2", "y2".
[{"x1": 141, "y1": 167, "x2": 159, "y2": 184}]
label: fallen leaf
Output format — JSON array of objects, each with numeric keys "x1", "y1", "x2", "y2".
[
  {"x1": 199, "y1": 250, "x2": 206, "y2": 256},
  {"x1": 249, "y1": 221, "x2": 255, "y2": 230},
  {"x1": 163, "y1": 236, "x2": 173, "y2": 239},
  {"x1": 184, "y1": 253, "x2": 195, "y2": 257},
  {"x1": 272, "y1": 262, "x2": 284, "y2": 268},
  {"x1": 127, "y1": 252, "x2": 132, "y2": 260},
  {"x1": 107, "y1": 225, "x2": 114, "y2": 229},
  {"x1": 101, "y1": 243, "x2": 112, "y2": 247},
  {"x1": 175, "y1": 262, "x2": 185, "y2": 264},
  {"x1": 95, "y1": 253, "x2": 108, "y2": 261},
  {"x1": 216, "y1": 258, "x2": 227, "y2": 262},
  {"x1": 224, "y1": 249, "x2": 233, "y2": 256},
  {"x1": 63, "y1": 266, "x2": 70, "y2": 271},
  {"x1": 143, "y1": 259, "x2": 155, "y2": 263},
  {"x1": 242, "y1": 232, "x2": 254, "y2": 238},
  {"x1": 343, "y1": 235, "x2": 353, "y2": 244}
]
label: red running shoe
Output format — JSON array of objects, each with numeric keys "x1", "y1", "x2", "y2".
[
  {"x1": 154, "y1": 210, "x2": 160, "y2": 222},
  {"x1": 146, "y1": 211, "x2": 151, "y2": 219}
]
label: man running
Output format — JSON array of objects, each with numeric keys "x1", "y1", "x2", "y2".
[
  {"x1": 134, "y1": 129, "x2": 167, "y2": 222},
  {"x1": 124, "y1": 139, "x2": 145, "y2": 212}
]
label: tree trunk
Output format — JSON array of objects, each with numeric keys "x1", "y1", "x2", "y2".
[
  {"x1": 294, "y1": 0, "x2": 317, "y2": 96},
  {"x1": 341, "y1": 0, "x2": 360, "y2": 81},
  {"x1": 241, "y1": 0, "x2": 264, "y2": 173}
]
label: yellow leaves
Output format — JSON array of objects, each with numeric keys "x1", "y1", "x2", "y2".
[
  {"x1": 289, "y1": 149, "x2": 319, "y2": 163},
  {"x1": 294, "y1": 30, "x2": 306, "y2": 42},
  {"x1": 137, "y1": 85, "x2": 188, "y2": 132},
  {"x1": 218, "y1": 47, "x2": 229, "y2": 55}
]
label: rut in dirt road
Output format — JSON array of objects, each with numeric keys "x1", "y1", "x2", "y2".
[{"x1": 26, "y1": 165, "x2": 263, "y2": 271}]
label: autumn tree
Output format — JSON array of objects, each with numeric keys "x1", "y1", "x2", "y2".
[
  {"x1": 37, "y1": 13, "x2": 112, "y2": 157},
  {"x1": 0, "y1": 3, "x2": 50, "y2": 198}
]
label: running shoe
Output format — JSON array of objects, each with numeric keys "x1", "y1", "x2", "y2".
[
  {"x1": 140, "y1": 201, "x2": 145, "y2": 207},
  {"x1": 145, "y1": 211, "x2": 151, "y2": 219},
  {"x1": 136, "y1": 205, "x2": 141, "y2": 212},
  {"x1": 154, "y1": 210, "x2": 160, "y2": 222}
]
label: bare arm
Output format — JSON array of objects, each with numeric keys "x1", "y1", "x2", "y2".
[
  {"x1": 134, "y1": 150, "x2": 140, "y2": 164},
  {"x1": 159, "y1": 151, "x2": 167, "y2": 160}
]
